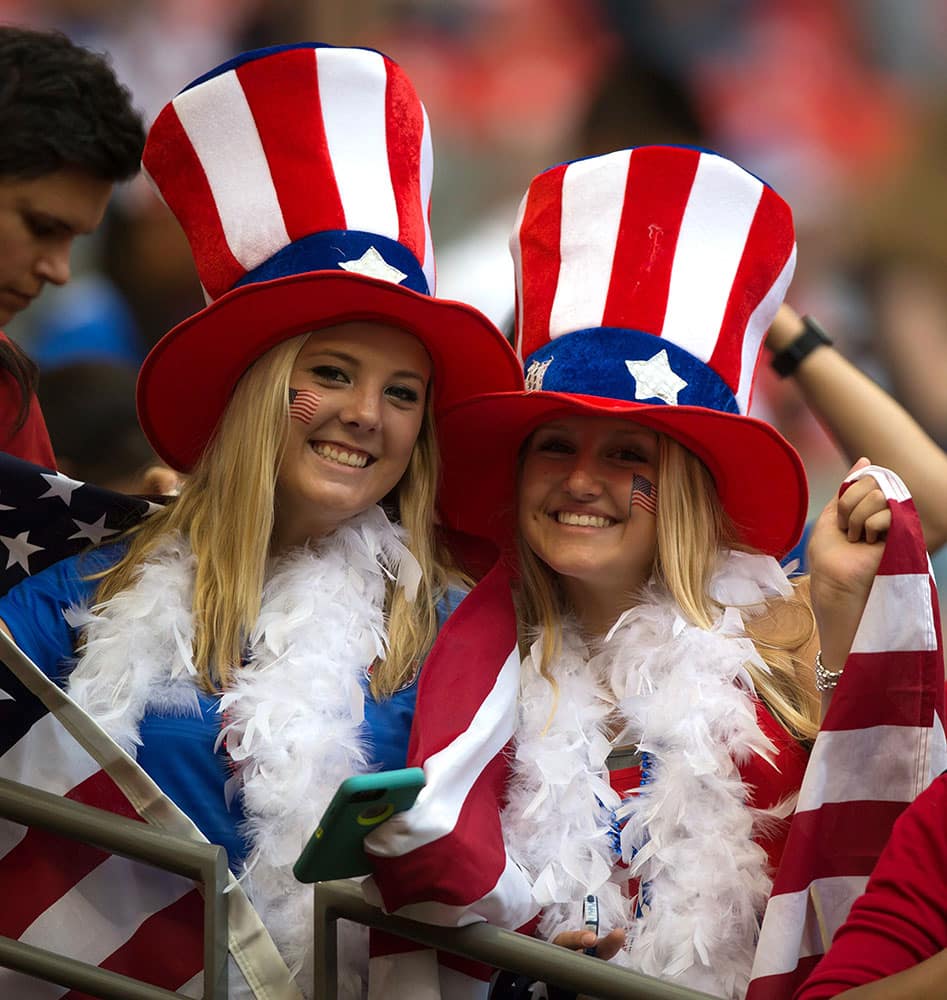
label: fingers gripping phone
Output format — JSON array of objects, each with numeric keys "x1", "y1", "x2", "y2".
[{"x1": 293, "y1": 767, "x2": 426, "y2": 883}]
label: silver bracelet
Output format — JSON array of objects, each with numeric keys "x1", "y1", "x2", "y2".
[{"x1": 815, "y1": 650, "x2": 844, "y2": 692}]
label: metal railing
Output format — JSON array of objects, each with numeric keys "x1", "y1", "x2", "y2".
[
  {"x1": 312, "y1": 879, "x2": 718, "y2": 1000},
  {"x1": 0, "y1": 776, "x2": 228, "y2": 1000}
]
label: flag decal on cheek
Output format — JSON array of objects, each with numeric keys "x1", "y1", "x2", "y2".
[
  {"x1": 631, "y1": 474, "x2": 657, "y2": 516},
  {"x1": 288, "y1": 388, "x2": 321, "y2": 424}
]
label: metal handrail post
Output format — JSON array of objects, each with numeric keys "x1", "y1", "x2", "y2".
[
  {"x1": 312, "y1": 879, "x2": 719, "y2": 1000},
  {"x1": 0, "y1": 776, "x2": 228, "y2": 999}
]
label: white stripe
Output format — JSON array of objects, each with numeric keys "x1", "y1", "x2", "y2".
[
  {"x1": 662, "y1": 154, "x2": 762, "y2": 362},
  {"x1": 19, "y1": 855, "x2": 194, "y2": 963},
  {"x1": 509, "y1": 191, "x2": 530, "y2": 360},
  {"x1": 0, "y1": 710, "x2": 100, "y2": 794},
  {"x1": 798, "y1": 724, "x2": 938, "y2": 810},
  {"x1": 365, "y1": 852, "x2": 537, "y2": 931},
  {"x1": 317, "y1": 48, "x2": 399, "y2": 238},
  {"x1": 751, "y1": 875, "x2": 868, "y2": 979},
  {"x1": 847, "y1": 464, "x2": 912, "y2": 502},
  {"x1": 548, "y1": 151, "x2": 630, "y2": 340},
  {"x1": 736, "y1": 246, "x2": 796, "y2": 412},
  {"x1": 173, "y1": 71, "x2": 290, "y2": 275},
  {"x1": 368, "y1": 948, "x2": 442, "y2": 999},
  {"x1": 0, "y1": 969, "x2": 67, "y2": 998},
  {"x1": 364, "y1": 644, "x2": 520, "y2": 855},
  {"x1": 178, "y1": 971, "x2": 204, "y2": 998},
  {"x1": 849, "y1": 573, "x2": 936, "y2": 653},
  {"x1": 419, "y1": 106, "x2": 435, "y2": 292},
  {"x1": 929, "y1": 712, "x2": 947, "y2": 783}
]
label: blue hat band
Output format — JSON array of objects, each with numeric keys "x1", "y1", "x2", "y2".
[
  {"x1": 524, "y1": 328, "x2": 740, "y2": 414},
  {"x1": 234, "y1": 230, "x2": 430, "y2": 295}
]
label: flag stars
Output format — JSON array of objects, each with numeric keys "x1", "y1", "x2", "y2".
[
  {"x1": 69, "y1": 515, "x2": 119, "y2": 546},
  {"x1": 338, "y1": 246, "x2": 408, "y2": 285},
  {"x1": 40, "y1": 472, "x2": 84, "y2": 506},
  {"x1": 0, "y1": 530, "x2": 44, "y2": 573},
  {"x1": 625, "y1": 349, "x2": 688, "y2": 405}
]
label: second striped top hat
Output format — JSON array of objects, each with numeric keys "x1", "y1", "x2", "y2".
[
  {"x1": 438, "y1": 145, "x2": 808, "y2": 557},
  {"x1": 136, "y1": 43, "x2": 520, "y2": 473}
]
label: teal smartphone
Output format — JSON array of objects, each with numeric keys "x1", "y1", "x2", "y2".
[{"x1": 292, "y1": 767, "x2": 426, "y2": 883}]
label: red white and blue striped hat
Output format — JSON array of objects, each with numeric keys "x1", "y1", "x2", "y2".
[
  {"x1": 438, "y1": 145, "x2": 808, "y2": 557},
  {"x1": 136, "y1": 43, "x2": 521, "y2": 473}
]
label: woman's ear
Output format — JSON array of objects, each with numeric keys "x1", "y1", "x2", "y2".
[{"x1": 138, "y1": 465, "x2": 182, "y2": 496}]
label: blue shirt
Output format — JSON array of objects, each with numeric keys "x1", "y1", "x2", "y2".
[{"x1": 0, "y1": 547, "x2": 466, "y2": 870}]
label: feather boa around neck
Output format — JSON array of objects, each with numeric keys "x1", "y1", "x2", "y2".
[
  {"x1": 64, "y1": 504, "x2": 420, "y2": 997},
  {"x1": 503, "y1": 550, "x2": 795, "y2": 999}
]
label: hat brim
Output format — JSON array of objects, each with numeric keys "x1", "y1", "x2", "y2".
[
  {"x1": 437, "y1": 391, "x2": 808, "y2": 559},
  {"x1": 137, "y1": 270, "x2": 522, "y2": 472}
]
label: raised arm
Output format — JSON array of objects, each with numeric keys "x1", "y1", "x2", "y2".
[{"x1": 768, "y1": 304, "x2": 947, "y2": 552}]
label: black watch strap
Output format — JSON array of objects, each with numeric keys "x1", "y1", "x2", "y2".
[{"x1": 770, "y1": 315, "x2": 833, "y2": 377}]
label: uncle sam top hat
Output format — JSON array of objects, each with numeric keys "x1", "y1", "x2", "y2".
[
  {"x1": 437, "y1": 144, "x2": 808, "y2": 558},
  {"x1": 136, "y1": 43, "x2": 521, "y2": 473}
]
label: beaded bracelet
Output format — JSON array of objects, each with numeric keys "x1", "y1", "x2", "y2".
[{"x1": 814, "y1": 650, "x2": 844, "y2": 692}]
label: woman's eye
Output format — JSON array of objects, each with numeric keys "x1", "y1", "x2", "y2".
[
  {"x1": 311, "y1": 365, "x2": 348, "y2": 383},
  {"x1": 536, "y1": 438, "x2": 572, "y2": 454},
  {"x1": 26, "y1": 215, "x2": 58, "y2": 239},
  {"x1": 386, "y1": 384, "x2": 420, "y2": 404},
  {"x1": 613, "y1": 448, "x2": 646, "y2": 463}
]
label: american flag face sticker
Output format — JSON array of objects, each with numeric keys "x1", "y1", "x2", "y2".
[
  {"x1": 631, "y1": 474, "x2": 657, "y2": 516},
  {"x1": 288, "y1": 388, "x2": 321, "y2": 424}
]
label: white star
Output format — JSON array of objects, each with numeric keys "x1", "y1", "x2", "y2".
[
  {"x1": 0, "y1": 531, "x2": 44, "y2": 573},
  {"x1": 39, "y1": 472, "x2": 84, "y2": 506},
  {"x1": 525, "y1": 356, "x2": 554, "y2": 391},
  {"x1": 338, "y1": 246, "x2": 408, "y2": 285},
  {"x1": 625, "y1": 349, "x2": 688, "y2": 405},
  {"x1": 69, "y1": 514, "x2": 119, "y2": 546}
]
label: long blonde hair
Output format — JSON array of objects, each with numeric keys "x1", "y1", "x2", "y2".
[
  {"x1": 516, "y1": 433, "x2": 819, "y2": 743},
  {"x1": 94, "y1": 333, "x2": 452, "y2": 698}
]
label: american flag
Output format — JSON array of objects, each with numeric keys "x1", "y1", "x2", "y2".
[
  {"x1": 0, "y1": 453, "x2": 298, "y2": 998},
  {"x1": 747, "y1": 465, "x2": 946, "y2": 998},
  {"x1": 630, "y1": 474, "x2": 657, "y2": 516}
]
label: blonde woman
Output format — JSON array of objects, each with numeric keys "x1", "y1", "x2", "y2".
[
  {"x1": 435, "y1": 145, "x2": 918, "y2": 998},
  {"x1": 0, "y1": 43, "x2": 520, "y2": 992}
]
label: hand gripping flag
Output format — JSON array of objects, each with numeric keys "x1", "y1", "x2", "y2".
[
  {"x1": 363, "y1": 557, "x2": 538, "y2": 998},
  {"x1": 747, "y1": 465, "x2": 946, "y2": 999}
]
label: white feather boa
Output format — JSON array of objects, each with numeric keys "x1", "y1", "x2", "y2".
[
  {"x1": 63, "y1": 504, "x2": 420, "y2": 998},
  {"x1": 503, "y1": 550, "x2": 796, "y2": 999}
]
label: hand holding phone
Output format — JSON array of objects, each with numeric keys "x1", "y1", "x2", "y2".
[{"x1": 293, "y1": 767, "x2": 425, "y2": 883}]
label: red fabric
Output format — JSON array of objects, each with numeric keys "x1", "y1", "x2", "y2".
[
  {"x1": 0, "y1": 333, "x2": 55, "y2": 468},
  {"x1": 794, "y1": 773, "x2": 947, "y2": 999}
]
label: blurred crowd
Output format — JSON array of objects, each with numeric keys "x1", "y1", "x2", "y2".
[{"x1": 3, "y1": 0, "x2": 947, "y2": 526}]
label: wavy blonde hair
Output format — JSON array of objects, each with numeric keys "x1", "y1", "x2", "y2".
[
  {"x1": 516, "y1": 433, "x2": 819, "y2": 743},
  {"x1": 93, "y1": 333, "x2": 452, "y2": 698}
]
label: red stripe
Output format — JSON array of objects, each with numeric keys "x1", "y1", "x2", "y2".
[
  {"x1": 63, "y1": 889, "x2": 204, "y2": 999},
  {"x1": 517, "y1": 165, "x2": 566, "y2": 360},
  {"x1": 0, "y1": 770, "x2": 141, "y2": 937},
  {"x1": 601, "y1": 146, "x2": 699, "y2": 335},
  {"x1": 710, "y1": 183, "x2": 794, "y2": 395},
  {"x1": 407, "y1": 561, "x2": 517, "y2": 760},
  {"x1": 871, "y1": 498, "x2": 929, "y2": 577},
  {"x1": 142, "y1": 104, "x2": 244, "y2": 300},
  {"x1": 237, "y1": 47, "x2": 344, "y2": 243},
  {"x1": 772, "y1": 799, "x2": 906, "y2": 894},
  {"x1": 745, "y1": 954, "x2": 822, "y2": 1000},
  {"x1": 384, "y1": 56, "x2": 426, "y2": 267},
  {"x1": 825, "y1": 649, "x2": 940, "y2": 731}
]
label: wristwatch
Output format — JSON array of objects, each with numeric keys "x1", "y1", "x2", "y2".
[{"x1": 770, "y1": 315, "x2": 833, "y2": 377}]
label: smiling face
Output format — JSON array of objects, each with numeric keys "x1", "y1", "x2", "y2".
[
  {"x1": 518, "y1": 413, "x2": 661, "y2": 630},
  {"x1": 273, "y1": 321, "x2": 431, "y2": 548},
  {"x1": 0, "y1": 168, "x2": 113, "y2": 325}
]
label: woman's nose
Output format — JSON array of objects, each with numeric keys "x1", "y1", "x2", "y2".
[
  {"x1": 563, "y1": 460, "x2": 602, "y2": 500},
  {"x1": 340, "y1": 388, "x2": 381, "y2": 429}
]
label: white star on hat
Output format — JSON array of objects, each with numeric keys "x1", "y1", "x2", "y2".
[
  {"x1": 69, "y1": 514, "x2": 119, "y2": 546},
  {"x1": 339, "y1": 246, "x2": 408, "y2": 285},
  {"x1": 39, "y1": 472, "x2": 84, "y2": 506},
  {"x1": 625, "y1": 349, "x2": 688, "y2": 405},
  {"x1": 0, "y1": 530, "x2": 43, "y2": 573}
]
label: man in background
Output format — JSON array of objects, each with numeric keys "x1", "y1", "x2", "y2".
[{"x1": 0, "y1": 24, "x2": 144, "y2": 465}]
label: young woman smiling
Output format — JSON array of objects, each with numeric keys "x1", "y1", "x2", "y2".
[
  {"x1": 435, "y1": 145, "x2": 939, "y2": 999},
  {"x1": 0, "y1": 44, "x2": 520, "y2": 996}
]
